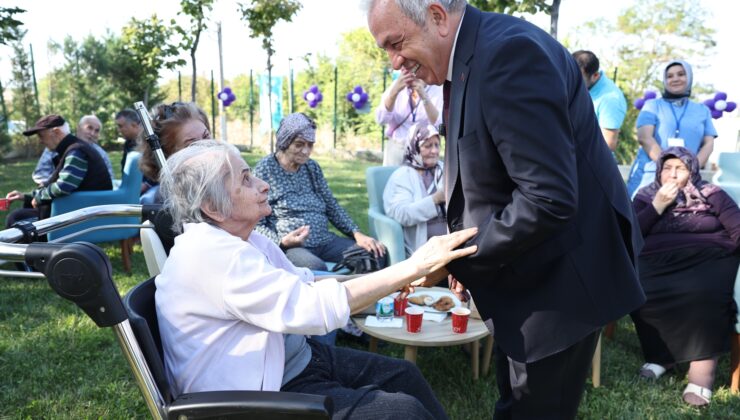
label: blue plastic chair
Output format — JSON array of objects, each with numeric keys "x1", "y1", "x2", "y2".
[
  {"x1": 366, "y1": 166, "x2": 405, "y2": 266},
  {"x1": 713, "y1": 152, "x2": 740, "y2": 205},
  {"x1": 48, "y1": 152, "x2": 144, "y2": 272}
]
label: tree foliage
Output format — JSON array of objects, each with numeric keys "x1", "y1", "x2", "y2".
[
  {"x1": 175, "y1": 0, "x2": 214, "y2": 102},
  {"x1": 571, "y1": 0, "x2": 715, "y2": 164},
  {"x1": 0, "y1": 6, "x2": 24, "y2": 46},
  {"x1": 470, "y1": 0, "x2": 561, "y2": 37},
  {"x1": 9, "y1": 28, "x2": 39, "y2": 156},
  {"x1": 116, "y1": 16, "x2": 184, "y2": 105},
  {"x1": 239, "y1": 0, "x2": 302, "y2": 151}
]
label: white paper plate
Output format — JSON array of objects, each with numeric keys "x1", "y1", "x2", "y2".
[{"x1": 390, "y1": 290, "x2": 462, "y2": 313}]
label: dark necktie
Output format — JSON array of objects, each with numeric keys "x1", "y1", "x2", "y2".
[{"x1": 441, "y1": 80, "x2": 451, "y2": 137}]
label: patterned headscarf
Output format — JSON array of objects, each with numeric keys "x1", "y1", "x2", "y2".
[
  {"x1": 403, "y1": 123, "x2": 440, "y2": 170},
  {"x1": 275, "y1": 113, "x2": 316, "y2": 151},
  {"x1": 662, "y1": 60, "x2": 693, "y2": 102},
  {"x1": 635, "y1": 146, "x2": 719, "y2": 213}
]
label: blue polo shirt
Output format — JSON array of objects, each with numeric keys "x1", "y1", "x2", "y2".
[{"x1": 590, "y1": 71, "x2": 627, "y2": 130}]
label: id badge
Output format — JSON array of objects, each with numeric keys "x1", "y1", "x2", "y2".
[{"x1": 667, "y1": 137, "x2": 685, "y2": 147}]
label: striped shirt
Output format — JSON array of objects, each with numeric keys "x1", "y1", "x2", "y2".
[{"x1": 33, "y1": 149, "x2": 89, "y2": 201}]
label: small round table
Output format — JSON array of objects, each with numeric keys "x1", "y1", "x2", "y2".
[{"x1": 352, "y1": 289, "x2": 494, "y2": 381}]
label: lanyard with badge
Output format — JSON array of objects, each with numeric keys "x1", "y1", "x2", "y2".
[{"x1": 666, "y1": 101, "x2": 687, "y2": 148}]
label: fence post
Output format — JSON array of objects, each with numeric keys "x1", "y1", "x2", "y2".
[
  {"x1": 210, "y1": 70, "x2": 216, "y2": 135},
  {"x1": 333, "y1": 65, "x2": 338, "y2": 150},
  {"x1": 249, "y1": 69, "x2": 254, "y2": 150}
]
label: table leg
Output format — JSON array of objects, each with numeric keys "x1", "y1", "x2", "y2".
[
  {"x1": 404, "y1": 345, "x2": 418, "y2": 364},
  {"x1": 471, "y1": 339, "x2": 480, "y2": 381},
  {"x1": 369, "y1": 336, "x2": 378, "y2": 353},
  {"x1": 482, "y1": 335, "x2": 494, "y2": 376},
  {"x1": 592, "y1": 333, "x2": 602, "y2": 388}
]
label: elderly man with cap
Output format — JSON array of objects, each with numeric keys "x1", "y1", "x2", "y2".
[
  {"x1": 4, "y1": 114, "x2": 113, "y2": 229},
  {"x1": 31, "y1": 115, "x2": 114, "y2": 184},
  {"x1": 253, "y1": 112, "x2": 386, "y2": 272}
]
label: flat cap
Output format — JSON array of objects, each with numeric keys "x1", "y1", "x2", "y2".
[{"x1": 23, "y1": 114, "x2": 66, "y2": 136}]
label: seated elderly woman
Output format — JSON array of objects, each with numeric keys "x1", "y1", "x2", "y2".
[
  {"x1": 254, "y1": 112, "x2": 385, "y2": 271},
  {"x1": 155, "y1": 140, "x2": 477, "y2": 419},
  {"x1": 137, "y1": 101, "x2": 211, "y2": 204},
  {"x1": 630, "y1": 146, "x2": 739, "y2": 407},
  {"x1": 383, "y1": 123, "x2": 446, "y2": 257}
]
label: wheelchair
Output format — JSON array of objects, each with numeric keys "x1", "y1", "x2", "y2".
[{"x1": 0, "y1": 204, "x2": 331, "y2": 419}]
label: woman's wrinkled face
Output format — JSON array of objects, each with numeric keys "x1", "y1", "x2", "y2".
[
  {"x1": 283, "y1": 137, "x2": 314, "y2": 166},
  {"x1": 224, "y1": 153, "x2": 272, "y2": 229},
  {"x1": 419, "y1": 135, "x2": 441, "y2": 168},
  {"x1": 660, "y1": 158, "x2": 690, "y2": 188},
  {"x1": 173, "y1": 119, "x2": 210, "y2": 154},
  {"x1": 665, "y1": 64, "x2": 688, "y2": 96}
]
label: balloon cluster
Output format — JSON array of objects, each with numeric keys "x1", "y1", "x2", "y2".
[
  {"x1": 218, "y1": 87, "x2": 236, "y2": 107},
  {"x1": 703, "y1": 92, "x2": 736, "y2": 119},
  {"x1": 633, "y1": 90, "x2": 657, "y2": 110},
  {"x1": 303, "y1": 85, "x2": 323, "y2": 108},
  {"x1": 346, "y1": 85, "x2": 370, "y2": 112}
]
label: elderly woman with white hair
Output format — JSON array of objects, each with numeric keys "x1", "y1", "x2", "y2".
[
  {"x1": 155, "y1": 140, "x2": 477, "y2": 419},
  {"x1": 254, "y1": 112, "x2": 386, "y2": 271}
]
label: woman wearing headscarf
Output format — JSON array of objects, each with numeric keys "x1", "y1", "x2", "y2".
[
  {"x1": 626, "y1": 60, "x2": 717, "y2": 198},
  {"x1": 254, "y1": 113, "x2": 385, "y2": 272},
  {"x1": 383, "y1": 123, "x2": 446, "y2": 257},
  {"x1": 630, "y1": 147, "x2": 740, "y2": 407}
]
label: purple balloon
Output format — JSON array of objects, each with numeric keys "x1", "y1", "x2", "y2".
[
  {"x1": 316, "y1": 92, "x2": 323, "y2": 102},
  {"x1": 726, "y1": 101, "x2": 737, "y2": 112},
  {"x1": 346, "y1": 92, "x2": 354, "y2": 102},
  {"x1": 224, "y1": 87, "x2": 232, "y2": 94},
  {"x1": 714, "y1": 92, "x2": 727, "y2": 101},
  {"x1": 703, "y1": 99, "x2": 716, "y2": 109},
  {"x1": 645, "y1": 91, "x2": 657, "y2": 100},
  {"x1": 353, "y1": 85, "x2": 363, "y2": 94},
  {"x1": 309, "y1": 85, "x2": 319, "y2": 94},
  {"x1": 634, "y1": 98, "x2": 645, "y2": 110},
  {"x1": 711, "y1": 109, "x2": 723, "y2": 119},
  {"x1": 228, "y1": 93, "x2": 236, "y2": 102}
]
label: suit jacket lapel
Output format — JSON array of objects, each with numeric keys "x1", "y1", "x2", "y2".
[{"x1": 445, "y1": 5, "x2": 480, "y2": 210}]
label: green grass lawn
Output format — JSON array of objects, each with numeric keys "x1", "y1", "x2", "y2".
[{"x1": 1, "y1": 150, "x2": 738, "y2": 419}]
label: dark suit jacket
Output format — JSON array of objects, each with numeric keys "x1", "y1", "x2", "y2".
[{"x1": 444, "y1": 6, "x2": 646, "y2": 363}]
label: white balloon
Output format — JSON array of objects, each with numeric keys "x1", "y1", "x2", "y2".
[
  {"x1": 306, "y1": 92, "x2": 315, "y2": 101},
  {"x1": 219, "y1": 92, "x2": 228, "y2": 101},
  {"x1": 715, "y1": 100, "x2": 727, "y2": 111},
  {"x1": 352, "y1": 93, "x2": 361, "y2": 102}
]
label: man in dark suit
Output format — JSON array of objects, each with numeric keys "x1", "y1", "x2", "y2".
[{"x1": 367, "y1": 1, "x2": 646, "y2": 418}]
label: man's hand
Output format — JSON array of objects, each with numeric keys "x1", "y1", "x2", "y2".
[
  {"x1": 6, "y1": 191, "x2": 23, "y2": 202},
  {"x1": 449, "y1": 275, "x2": 470, "y2": 303},
  {"x1": 280, "y1": 225, "x2": 310, "y2": 249},
  {"x1": 354, "y1": 231, "x2": 386, "y2": 257},
  {"x1": 31, "y1": 197, "x2": 39, "y2": 209},
  {"x1": 652, "y1": 182, "x2": 678, "y2": 215}
]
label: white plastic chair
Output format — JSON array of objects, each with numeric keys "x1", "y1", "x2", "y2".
[{"x1": 140, "y1": 220, "x2": 167, "y2": 277}]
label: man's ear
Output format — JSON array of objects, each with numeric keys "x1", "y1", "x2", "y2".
[
  {"x1": 429, "y1": 4, "x2": 449, "y2": 36},
  {"x1": 201, "y1": 201, "x2": 225, "y2": 223}
]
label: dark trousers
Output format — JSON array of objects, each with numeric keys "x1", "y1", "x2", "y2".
[
  {"x1": 282, "y1": 339, "x2": 448, "y2": 420},
  {"x1": 284, "y1": 234, "x2": 355, "y2": 271},
  {"x1": 493, "y1": 330, "x2": 600, "y2": 420}
]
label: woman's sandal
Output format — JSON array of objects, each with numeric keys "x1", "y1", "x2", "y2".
[
  {"x1": 639, "y1": 363, "x2": 667, "y2": 380},
  {"x1": 683, "y1": 383, "x2": 712, "y2": 407}
]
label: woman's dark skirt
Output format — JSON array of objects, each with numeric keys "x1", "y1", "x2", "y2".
[{"x1": 630, "y1": 246, "x2": 738, "y2": 364}]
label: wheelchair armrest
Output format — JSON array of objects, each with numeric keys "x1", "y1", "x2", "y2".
[{"x1": 168, "y1": 390, "x2": 332, "y2": 419}]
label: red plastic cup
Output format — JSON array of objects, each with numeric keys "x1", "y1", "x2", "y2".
[
  {"x1": 0, "y1": 198, "x2": 9, "y2": 211},
  {"x1": 405, "y1": 306, "x2": 424, "y2": 333},
  {"x1": 393, "y1": 296, "x2": 408, "y2": 316},
  {"x1": 451, "y1": 307, "x2": 471, "y2": 334}
]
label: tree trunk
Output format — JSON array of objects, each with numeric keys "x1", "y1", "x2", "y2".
[
  {"x1": 550, "y1": 0, "x2": 561, "y2": 39},
  {"x1": 190, "y1": 24, "x2": 202, "y2": 102}
]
